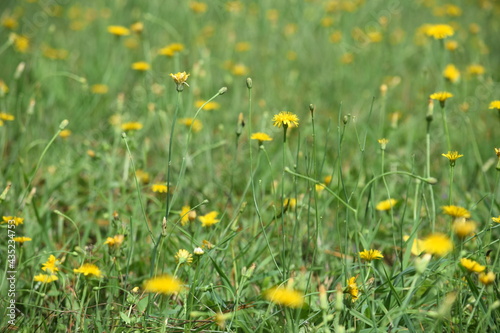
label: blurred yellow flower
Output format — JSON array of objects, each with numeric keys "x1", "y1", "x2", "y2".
[
  {"x1": 13, "y1": 237, "x2": 32, "y2": 243},
  {"x1": 376, "y1": 198, "x2": 397, "y2": 211},
  {"x1": 359, "y1": 249, "x2": 384, "y2": 261},
  {"x1": 443, "y1": 64, "x2": 460, "y2": 83},
  {"x1": 426, "y1": 24, "x2": 454, "y2": 39},
  {"x1": 131, "y1": 61, "x2": 150, "y2": 71},
  {"x1": 345, "y1": 276, "x2": 359, "y2": 301},
  {"x1": 179, "y1": 118, "x2": 202, "y2": 132},
  {"x1": 492, "y1": 216, "x2": 500, "y2": 223},
  {"x1": 151, "y1": 184, "x2": 168, "y2": 193},
  {"x1": 422, "y1": 233, "x2": 453, "y2": 257},
  {"x1": 104, "y1": 235, "x2": 124, "y2": 247},
  {"x1": 42, "y1": 255, "x2": 60, "y2": 273},
  {"x1": 175, "y1": 249, "x2": 193, "y2": 265},
  {"x1": 91, "y1": 84, "x2": 109, "y2": 94},
  {"x1": 235, "y1": 41, "x2": 251, "y2": 52},
  {"x1": 272, "y1": 111, "x2": 299, "y2": 128},
  {"x1": 121, "y1": 122, "x2": 143, "y2": 131},
  {"x1": 2, "y1": 216, "x2": 24, "y2": 226},
  {"x1": 250, "y1": 132, "x2": 273, "y2": 144},
  {"x1": 135, "y1": 169, "x2": 150, "y2": 184},
  {"x1": 460, "y1": 258, "x2": 485, "y2": 273},
  {"x1": 478, "y1": 271, "x2": 495, "y2": 286},
  {"x1": 403, "y1": 235, "x2": 425, "y2": 256},
  {"x1": 144, "y1": 275, "x2": 183, "y2": 294},
  {"x1": 130, "y1": 22, "x2": 144, "y2": 34},
  {"x1": 329, "y1": 30, "x2": 342, "y2": 43},
  {"x1": 190, "y1": 1, "x2": 208, "y2": 13},
  {"x1": 467, "y1": 64, "x2": 485, "y2": 76},
  {"x1": 74, "y1": 263, "x2": 102, "y2": 278},
  {"x1": 445, "y1": 40, "x2": 458, "y2": 51},
  {"x1": 59, "y1": 129, "x2": 72, "y2": 139},
  {"x1": 14, "y1": 34, "x2": 29, "y2": 53},
  {"x1": 264, "y1": 286, "x2": 304, "y2": 308},
  {"x1": 231, "y1": 64, "x2": 249, "y2": 76},
  {"x1": 430, "y1": 91, "x2": 453, "y2": 107},
  {"x1": 195, "y1": 100, "x2": 220, "y2": 111},
  {"x1": 107, "y1": 25, "x2": 130, "y2": 36},
  {"x1": 442, "y1": 205, "x2": 470, "y2": 218},
  {"x1": 452, "y1": 218, "x2": 476, "y2": 238},
  {"x1": 34, "y1": 274, "x2": 58, "y2": 283},
  {"x1": 2, "y1": 17, "x2": 18, "y2": 30},
  {"x1": 488, "y1": 101, "x2": 500, "y2": 110},
  {"x1": 199, "y1": 211, "x2": 220, "y2": 227},
  {"x1": 180, "y1": 205, "x2": 196, "y2": 225}
]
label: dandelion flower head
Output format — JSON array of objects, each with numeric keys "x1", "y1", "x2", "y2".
[
  {"x1": 442, "y1": 205, "x2": 471, "y2": 218},
  {"x1": 175, "y1": 249, "x2": 193, "y2": 265},
  {"x1": 143, "y1": 275, "x2": 183, "y2": 294},
  {"x1": 199, "y1": 211, "x2": 220, "y2": 227},
  {"x1": 359, "y1": 249, "x2": 384, "y2": 261},
  {"x1": 426, "y1": 24, "x2": 454, "y2": 39},
  {"x1": 272, "y1": 111, "x2": 299, "y2": 128},
  {"x1": 422, "y1": 233, "x2": 453, "y2": 257},
  {"x1": 264, "y1": 286, "x2": 304, "y2": 308},
  {"x1": 460, "y1": 258, "x2": 485, "y2": 273},
  {"x1": 376, "y1": 198, "x2": 397, "y2": 211},
  {"x1": 74, "y1": 263, "x2": 102, "y2": 278}
]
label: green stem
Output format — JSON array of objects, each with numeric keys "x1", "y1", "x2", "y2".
[
  {"x1": 448, "y1": 166, "x2": 455, "y2": 205},
  {"x1": 441, "y1": 106, "x2": 451, "y2": 151}
]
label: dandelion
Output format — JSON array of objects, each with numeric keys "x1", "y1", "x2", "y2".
[
  {"x1": 13, "y1": 237, "x2": 32, "y2": 243},
  {"x1": 14, "y1": 34, "x2": 29, "y2": 53},
  {"x1": 131, "y1": 61, "x2": 150, "y2": 71},
  {"x1": 489, "y1": 101, "x2": 500, "y2": 110},
  {"x1": 104, "y1": 235, "x2": 124, "y2": 247},
  {"x1": 59, "y1": 129, "x2": 71, "y2": 139},
  {"x1": 442, "y1": 205, "x2": 471, "y2": 218},
  {"x1": 34, "y1": 274, "x2": 58, "y2": 283},
  {"x1": 378, "y1": 138, "x2": 389, "y2": 150},
  {"x1": 283, "y1": 198, "x2": 297, "y2": 210},
  {"x1": 443, "y1": 64, "x2": 460, "y2": 83},
  {"x1": 460, "y1": 258, "x2": 485, "y2": 273},
  {"x1": 324, "y1": 175, "x2": 332, "y2": 185},
  {"x1": 179, "y1": 118, "x2": 202, "y2": 132},
  {"x1": 442, "y1": 151, "x2": 463, "y2": 166},
  {"x1": 143, "y1": 275, "x2": 182, "y2": 294},
  {"x1": 422, "y1": 233, "x2": 453, "y2": 257},
  {"x1": 264, "y1": 286, "x2": 304, "y2": 308},
  {"x1": 452, "y1": 218, "x2": 476, "y2": 238},
  {"x1": 272, "y1": 111, "x2": 299, "y2": 128},
  {"x1": 0, "y1": 80, "x2": 9, "y2": 95},
  {"x1": 170, "y1": 72, "x2": 190, "y2": 91},
  {"x1": 175, "y1": 249, "x2": 193, "y2": 265},
  {"x1": 231, "y1": 64, "x2": 249, "y2": 76},
  {"x1": 345, "y1": 276, "x2": 359, "y2": 301},
  {"x1": 251, "y1": 132, "x2": 273, "y2": 145},
  {"x1": 189, "y1": 1, "x2": 208, "y2": 13},
  {"x1": 235, "y1": 41, "x2": 251, "y2": 52},
  {"x1": 359, "y1": 249, "x2": 384, "y2": 261},
  {"x1": 445, "y1": 40, "x2": 458, "y2": 51},
  {"x1": 0, "y1": 112, "x2": 15, "y2": 122},
  {"x1": 403, "y1": 235, "x2": 425, "y2": 256},
  {"x1": 130, "y1": 22, "x2": 144, "y2": 34},
  {"x1": 42, "y1": 255, "x2": 60, "y2": 273},
  {"x1": 151, "y1": 184, "x2": 168, "y2": 193},
  {"x1": 467, "y1": 64, "x2": 485, "y2": 76},
  {"x1": 430, "y1": 92, "x2": 453, "y2": 108},
  {"x1": 74, "y1": 263, "x2": 102, "y2": 278},
  {"x1": 2, "y1": 216, "x2": 24, "y2": 226},
  {"x1": 107, "y1": 25, "x2": 130, "y2": 36},
  {"x1": 478, "y1": 271, "x2": 495, "y2": 286},
  {"x1": 426, "y1": 24, "x2": 454, "y2": 39},
  {"x1": 179, "y1": 205, "x2": 196, "y2": 226},
  {"x1": 492, "y1": 216, "x2": 500, "y2": 223},
  {"x1": 121, "y1": 122, "x2": 143, "y2": 131},
  {"x1": 135, "y1": 169, "x2": 150, "y2": 184},
  {"x1": 2, "y1": 17, "x2": 18, "y2": 30},
  {"x1": 199, "y1": 211, "x2": 220, "y2": 227},
  {"x1": 195, "y1": 100, "x2": 220, "y2": 111},
  {"x1": 315, "y1": 184, "x2": 326, "y2": 192},
  {"x1": 376, "y1": 198, "x2": 397, "y2": 211},
  {"x1": 91, "y1": 84, "x2": 109, "y2": 94}
]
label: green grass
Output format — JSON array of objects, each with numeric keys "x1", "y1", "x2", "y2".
[{"x1": 1, "y1": 0, "x2": 500, "y2": 331}]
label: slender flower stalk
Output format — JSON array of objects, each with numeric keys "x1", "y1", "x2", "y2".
[
  {"x1": 442, "y1": 151, "x2": 463, "y2": 204},
  {"x1": 430, "y1": 92, "x2": 453, "y2": 151}
]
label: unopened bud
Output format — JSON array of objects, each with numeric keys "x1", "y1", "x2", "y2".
[
  {"x1": 59, "y1": 119, "x2": 69, "y2": 130},
  {"x1": 319, "y1": 285, "x2": 328, "y2": 310},
  {"x1": 380, "y1": 84, "x2": 388, "y2": 97},
  {"x1": 426, "y1": 99, "x2": 434, "y2": 122},
  {"x1": 14, "y1": 62, "x2": 26, "y2": 80},
  {"x1": 246, "y1": 78, "x2": 252, "y2": 89},
  {"x1": 218, "y1": 86, "x2": 228, "y2": 95}
]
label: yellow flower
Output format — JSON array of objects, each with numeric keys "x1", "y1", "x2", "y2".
[
  {"x1": 403, "y1": 235, "x2": 425, "y2": 256},
  {"x1": 272, "y1": 111, "x2": 299, "y2": 128},
  {"x1": 189, "y1": 1, "x2": 208, "y2": 13},
  {"x1": 175, "y1": 249, "x2": 193, "y2": 265},
  {"x1": 231, "y1": 64, "x2": 249, "y2": 76},
  {"x1": 460, "y1": 258, "x2": 485, "y2": 273},
  {"x1": 283, "y1": 198, "x2": 297, "y2": 210},
  {"x1": 42, "y1": 255, "x2": 60, "y2": 273},
  {"x1": 179, "y1": 118, "x2": 202, "y2": 132},
  {"x1": 91, "y1": 84, "x2": 109, "y2": 94},
  {"x1": 467, "y1": 64, "x2": 485, "y2": 76},
  {"x1": 442, "y1": 205, "x2": 471, "y2": 218},
  {"x1": 488, "y1": 101, "x2": 500, "y2": 110},
  {"x1": 135, "y1": 169, "x2": 150, "y2": 184},
  {"x1": 59, "y1": 129, "x2": 72, "y2": 139},
  {"x1": 315, "y1": 184, "x2": 326, "y2": 192},
  {"x1": 445, "y1": 40, "x2": 458, "y2": 51},
  {"x1": 107, "y1": 25, "x2": 130, "y2": 36},
  {"x1": 376, "y1": 198, "x2": 397, "y2": 211},
  {"x1": 250, "y1": 132, "x2": 273, "y2": 144},
  {"x1": 426, "y1": 24, "x2": 454, "y2": 39},
  {"x1": 2, "y1": 216, "x2": 24, "y2": 226},
  {"x1": 13, "y1": 237, "x2": 32, "y2": 243},
  {"x1": 104, "y1": 235, "x2": 124, "y2": 247},
  {"x1": 378, "y1": 138, "x2": 389, "y2": 150},
  {"x1": 443, "y1": 64, "x2": 460, "y2": 83},
  {"x1": 329, "y1": 30, "x2": 342, "y2": 43},
  {"x1": 195, "y1": 100, "x2": 220, "y2": 111},
  {"x1": 151, "y1": 184, "x2": 168, "y2": 193},
  {"x1": 121, "y1": 122, "x2": 143, "y2": 131},
  {"x1": 34, "y1": 274, "x2": 58, "y2": 283},
  {"x1": 422, "y1": 233, "x2": 453, "y2": 257},
  {"x1": 478, "y1": 271, "x2": 495, "y2": 286},
  {"x1": 131, "y1": 61, "x2": 150, "y2": 71},
  {"x1": 0, "y1": 80, "x2": 9, "y2": 95},
  {"x1": 159, "y1": 43, "x2": 184, "y2": 57},
  {"x1": 143, "y1": 275, "x2": 183, "y2": 294},
  {"x1": 130, "y1": 22, "x2": 144, "y2": 34},
  {"x1": 345, "y1": 276, "x2": 359, "y2": 301},
  {"x1": 170, "y1": 72, "x2": 190, "y2": 91},
  {"x1": 492, "y1": 216, "x2": 500, "y2": 223},
  {"x1": 14, "y1": 35, "x2": 29, "y2": 53},
  {"x1": 199, "y1": 211, "x2": 220, "y2": 227},
  {"x1": 340, "y1": 53, "x2": 354, "y2": 64},
  {"x1": 74, "y1": 263, "x2": 102, "y2": 278},
  {"x1": 430, "y1": 92, "x2": 453, "y2": 107},
  {"x1": 235, "y1": 41, "x2": 251, "y2": 52},
  {"x1": 264, "y1": 286, "x2": 304, "y2": 308},
  {"x1": 2, "y1": 17, "x2": 18, "y2": 30},
  {"x1": 442, "y1": 151, "x2": 463, "y2": 166},
  {"x1": 180, "y1": 206, "x2": 196, "y2": 226},
  {"x1": 452, "y1": 218, "x2": 476, "y2": 238},
  {"x1": 359, "y1": 249, "x2": 384, "y2": 261},
  {"x1": 324, "y1": 175, "x2": 333, "y2": 185}
]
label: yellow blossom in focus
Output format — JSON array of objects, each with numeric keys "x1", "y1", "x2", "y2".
[
  {"x1": 467, "y1": 64, "x2": 485, "y2": 76},
  {"x1": 376, "y1": 198, "x2": 397, "y2": 211},
  {"x1": 144, "y1": 275, "x2": 183, "y2": 294},
  {"x1": 107, "y1": 25, "x2": 130, "y2": 36},
  {"x1": 190, "y1": 1, "x2": 207, "y2": 13},
  {"x1": 199, "y1": 211, "x2": 220, "y2": 227},
  {"x1": 359, "y1": 249, "x2": 384, "y2": 261},
  {"x1": 422, "y1": 233, "x2": 453, "y2": 257},
  {"x1": 179, "y1": 118, "x2": 202, "y2": 132},
  {"x1": 264, "y1": 286, "x2": 304, "y2": 308},
  {"x1": 479, "y1": 272, "x2": 495, "y2": 286},
  {"x1": 442, "y1": 205, "x2": 470, "y2": 218},
  {"x1": 250, "y1": 132, "x2": 273, "y2": 144},
  {"x1": 91, "y1": 84, "x2": 109, "y2": 94},
  {"x1": 175, "y1": 249, "x2": 193, "y2": 265},
  {"x1": 488, "y1": 101, "x2": 500, "y2": 110},
  {"x1": 460, "y1": 258, "x2": 485, "y2": 273},
  {"x1": 131, "y1": 61, "x2": 150, "y2": 71},
  {"x1": 426, "y1": 24, "x2": 454, "y2": 39},
  {"x1": 170, "y1": 72, "x2": 190, "y2": 91},
  {"x1": 378, "y1": 138, "x2": 389, "y2": 149},
  {"x1": 442, "y1": 151, "x2": 463, "y2": 166},
  {"x1": 2, "y1": 216, "x2": 24, "y2": 226},
  {"x1": 151, "y1": 184, "x2": 168, "y2": 193},
  {"x1": 272, "y1": 111, "x2": 299, "y2": 128},
  {"x1": 74, "y1": 263, "x2": 102, "y2": 278},
  {"x1": 452, "y1": 218, "x2": 476, "y2": 238},
  {"x1": 345, "y1": 276, "x2": 359, "y2": 301},
  {"x1": 34, "y1": 274, "x2": 58, "y2": 283},
  {"x1": 443, "y1": 64, "x2": 460, "y2": 83},
  {"x1": 195, "y1": 100, "x2": 220, "y2": 111},
  {"x1": 104, "y1": 235, "x2": 124, "y2": 247},
  {"x1": 13, "y1": 237, "x2": 32, "y2": 243},
  {"x1": 59, "y1": 129, "x2": 71, "y2": 139},
  {"x1": 121, "y1": 122, "x2": 143, "y2": 131},
  {"x1": 430, "y1": 91, "x2": 453, "y2": 102},
  {"x1": 42, "y1": 255, "x2": 60, "y2": 273}
]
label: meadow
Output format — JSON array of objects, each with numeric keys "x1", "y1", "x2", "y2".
[{"x1": 1, "y1": 0, "x2": 500, "y2": 331}]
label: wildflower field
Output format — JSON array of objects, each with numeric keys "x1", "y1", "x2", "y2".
[{"x1": 1, "y1": 0, "x2": 500, "y2": 332}]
